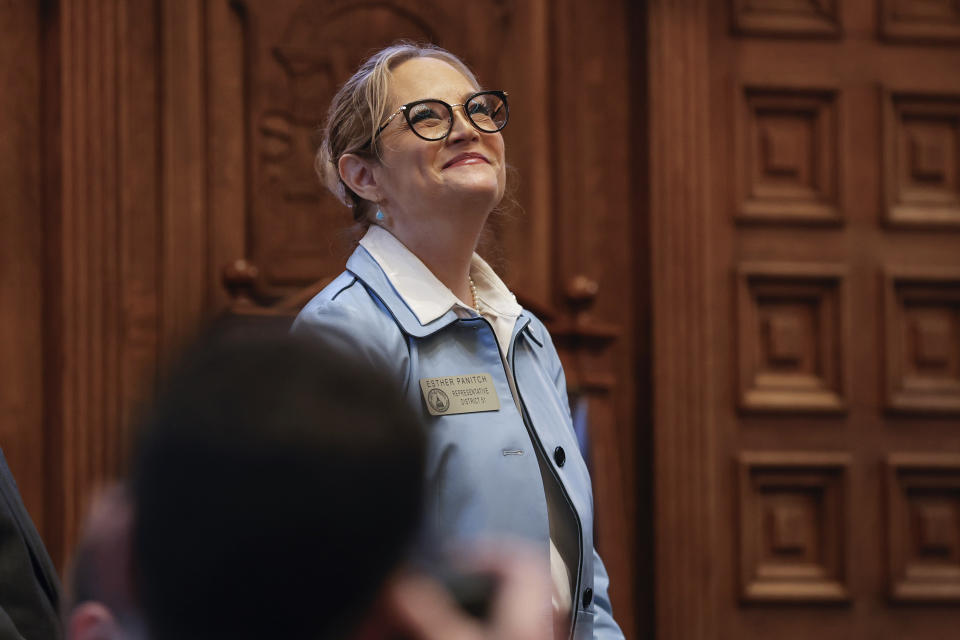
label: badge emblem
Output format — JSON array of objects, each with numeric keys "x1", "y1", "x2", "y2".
[
  {"x1": 419, "y1": 374, "x2": 500, "y2": 416},
  {"x1": 427, "y1": 388, "x2": 450, "y2": 414}
]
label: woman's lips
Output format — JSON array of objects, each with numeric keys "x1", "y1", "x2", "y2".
[{"x1": 442, "y1": 153, "x2": 489, "y2": 169}]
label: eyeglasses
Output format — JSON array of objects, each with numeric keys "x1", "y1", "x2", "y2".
[{"x1": 375, "y1": 90, "x2": 509, "y2": 141}]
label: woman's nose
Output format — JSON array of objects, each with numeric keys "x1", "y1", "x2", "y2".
[{"x1": 447, "y1": 105, "x2": 479, "y2": 143}]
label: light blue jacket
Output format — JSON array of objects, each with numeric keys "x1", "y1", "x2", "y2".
[{"x1": 292, "y1": 245, "x2": 624, "y2": 640}]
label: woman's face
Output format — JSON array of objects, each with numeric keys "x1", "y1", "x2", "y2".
[{"x1": 372, "y1": 57, "x2": 506, "y2": 222}]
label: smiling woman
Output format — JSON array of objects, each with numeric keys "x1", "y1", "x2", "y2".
[
  {"x1": 335, "y1": 55, "x2": 507, "y2": 305},
  {"x1": 293, "y1": 43, "x2": 624, "y2": 640}
]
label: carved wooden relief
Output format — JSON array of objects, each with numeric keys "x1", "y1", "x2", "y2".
[
  {"x1": 738, "y1": 452, "x2": 851, "y2": 602},
  {"x1": 883, "y1": 90, "x2": 960, "y2": 228},
  {"x1": 736, "y1": 87, "x2": 840, "y2": 225},
  {"x1": 249, "y1": 1, "x2": 437, "y2": 294},
  {"x1": 737, "y1": 263, "x2": 848, "y2": 412},
  {"x1": 886, "y1": 454, "x2": 960, "y2": 602},
  {"x1": 218, "y1": 0, "x2": 514, "y2": 298},
  {"x1": 731, "y1": 0, "x2": 841, "y2": 38},
  {"x1": 884, "y1": 268, "x2": 960, "y2": 414},
  {"x1": 880, "y1": 0, "x2": 960, "y2": 43}
]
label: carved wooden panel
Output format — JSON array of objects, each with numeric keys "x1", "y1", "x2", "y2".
[
  {"x1": 27, "y1": 0, "x2": 166, "y2": 566},
  {"x1": 210, "y1": 3, "x2": 639, "y2": 634},
  {"x1": 738, "y1": 452, "x2": 851, "y2": 602},
  {"x1": 215, "y1": 0, "x2": 517, "y2": 298},
  {"x1": 880, "y1": 0, "x2": 960, "y2": 43},
  {"x1": 884, "y1": 268, "x2": 960, "y2": 414},
  {"x1": 731, "y1": 0, "x2": 841, "y2": 38},
  {"x1": 886, "y1": 454, "x2": 960, "y2": 602},
  {"x1": 883, "y1": 90, "x2": 960, "y2": 228},
  {"x1": 737, "y1": 87, "x2": 840, "y2": 225},
  {"x1": 250, "y1": 1, "x2": 437, "y2": 292},
  {"x1": 737, "y1": 263, "x2": 848, "y2": 412}
]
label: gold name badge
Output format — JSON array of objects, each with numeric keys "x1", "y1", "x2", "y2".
[{"x1": 419, "y1": 373, "x2": 501, "y2": 416}]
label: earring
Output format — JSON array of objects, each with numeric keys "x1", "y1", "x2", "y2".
[{"x1": 375, "y1": 210, "x2": 385, "y2": 221}]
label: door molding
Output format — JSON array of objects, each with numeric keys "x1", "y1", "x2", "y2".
[{"x1": 648, "y1": 1, "x2": 719, "y2": 638}]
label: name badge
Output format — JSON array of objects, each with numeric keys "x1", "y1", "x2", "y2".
[{"x1": 419, "y1": 373, "x2": 501, "y2": 416}]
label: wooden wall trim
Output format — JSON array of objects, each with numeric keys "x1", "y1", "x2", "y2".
[
  {"x1": 43, "y1": 0, "x2": 162, "y2": 566},
  {"x1": 51, "y1": 0, "x2": 125, "y2": 563},
  {"x1": 1, "y1": 0, "x2": 46, "y2": 542},
  {"x1": 205, "y1": 0, "x2": 247, "y2": 313},
  {"x1": 550, "y1": 1, "x2": 638, "y2": 635},
  {"x1": 648, "y1": 1, "x2": 719, "y2": 638},
  {"x1": 116, "y1": 0, "x2": 161, "y2": 471},
  {"x1": 160, "y1": 0, "x2": 207, "y2": 357},
  {"x1": 41, "y1": 0, "x2": 65, "y2": 566}
]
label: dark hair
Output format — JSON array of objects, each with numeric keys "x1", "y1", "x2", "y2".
[{"x1": 131, "y1": 332, "x2": 426, "y2": 640}]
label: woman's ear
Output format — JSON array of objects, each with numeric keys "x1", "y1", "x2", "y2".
[{"x1": 338, "y1": 153, "x2": 380, "y2": 203}]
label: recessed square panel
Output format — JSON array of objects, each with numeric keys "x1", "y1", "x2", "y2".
[
  {"x1": 738, "y1": 452, "x2": 851, "y2": 602},
  {"x1": 886, "y1": 454, "x2": 960, "y2": 602},
  {"x1": 738, "y1": 263, "x2": 848, "y2": 412},
  {"x1": 732, "y1": 0, "x2": 841, "y2": 37},
  {"x1": 884, "y1": 268, "x2": 960, "y2": 414},
  {"x1": 880, "y1": 0, "x2": 960, "y2": 43},
  {"x1": 883, "y1": 91, "x2": 960, "y2": 228},
  {"x1": 737, "y1": 87, "x2": 840, "y2": 225}
]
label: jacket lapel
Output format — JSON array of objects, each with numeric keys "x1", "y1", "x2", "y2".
[
  {"x1": 346, "y1": 245, "x2": 461, "y2": 338},
  {"x1": 0, "y1": 449, "x2": 61, "y2": 608}
]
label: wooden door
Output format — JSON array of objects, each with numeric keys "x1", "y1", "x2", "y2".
[
  {"x1": 4, "y1": 4, "x2": 643, "y2": 629},
  {"x1": 651, "y1": 1, "x2": 960, "y2": 638},
  {"x1": 202, "y1": 1, "x2": 641, "y2": 635}
]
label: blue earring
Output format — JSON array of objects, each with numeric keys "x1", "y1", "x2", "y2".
[{"x1": 375, "y1": 210, "x2": 385, "y2": 221}]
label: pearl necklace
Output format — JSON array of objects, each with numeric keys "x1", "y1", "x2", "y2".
[{"x1": 468, "y1": 276, "x2": 481, "y2": 314}]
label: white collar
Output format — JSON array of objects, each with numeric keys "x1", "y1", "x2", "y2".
[{"x1": 359, "y1": 225, "x2": 522, "y2": 326}]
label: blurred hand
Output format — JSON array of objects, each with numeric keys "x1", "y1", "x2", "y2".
[{"x1": 388, "y1": 546, "x2": 556, "y2": 640}]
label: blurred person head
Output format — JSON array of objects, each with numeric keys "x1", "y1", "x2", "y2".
[
  {"x1": 130, "y1": 332, "x2": 426, "y2": 640},
  {"x1": 66, "y1": 484, "x2": 142, "y2": 640}
]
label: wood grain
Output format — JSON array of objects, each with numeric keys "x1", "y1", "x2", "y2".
[
  {"x1": 161, "y1": 0, "x2": 207, "y2": 359},
  {"x1": 0, "y1": 0, "x2": 46, "y2": 542},
  {"x1": 50, "y1": 0, "x2": 127, "y2": 564},
  {"x1": 648, "y1": 1, "x2": 719, "y2": 638}
]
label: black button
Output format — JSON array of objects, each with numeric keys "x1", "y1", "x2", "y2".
[
  {"x1": 553, "y1": 446, "x2": 566, "y2": 467},
  {"x1": 582, "y1": 587, "x2": 593, "y2": 608}
]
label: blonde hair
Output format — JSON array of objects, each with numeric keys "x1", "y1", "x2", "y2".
[{"x1": 316, "y1": 43, "x2": 481, "y2": 223}]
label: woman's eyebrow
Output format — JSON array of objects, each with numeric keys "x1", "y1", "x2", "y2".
[
  {"x1": 399, "y1": 89, "x2": 480, "y2": 104},
  {"x1": 455, "y1": 89, "x2": 484, "y2": 103},
  {"x1": 421, "y1": 89, "x2": 481, "y2": 103}
]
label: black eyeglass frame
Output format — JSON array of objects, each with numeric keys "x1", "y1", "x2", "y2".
[{"x1": 374, "y1": 90, "x2": 509, "y2": 142}]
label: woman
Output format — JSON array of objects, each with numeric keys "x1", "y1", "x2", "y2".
[{"x1": 292, "y1": 43, "x2": 623, "y2": 640}]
